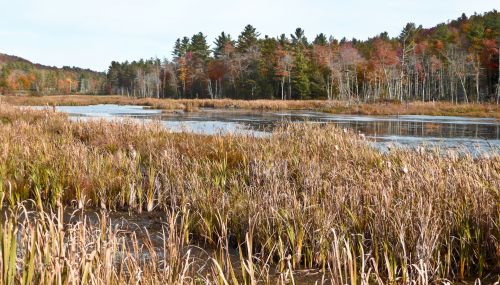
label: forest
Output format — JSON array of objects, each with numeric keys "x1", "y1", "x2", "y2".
[
  {"x1": 1, "y1": 11, "x2": 498, "y2": 103},
  {"x1": 107, "y1": 11, "x2": 500, "y2": 103},
  {"x1": 0, "y1": 53, "x2": 106, "y2": 95}
]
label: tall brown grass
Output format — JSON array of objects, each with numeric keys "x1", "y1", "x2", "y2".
[
  {"x1": 0, "y1": 102, "x2": 498, "y2": 284},
  {"x1": 2, "y1": 95, "x2": 500, "y2": 119}
]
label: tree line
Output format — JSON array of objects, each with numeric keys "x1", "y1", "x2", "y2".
[
  {"x1": 107, "y1": 11, "x2": 499, "y2": 103},
  {"x1": 1, "y1": 11, "x2": 498, "y2": 102},
  {"x1": 0, "y1": 55, "x2": 106, "y2": 95}
]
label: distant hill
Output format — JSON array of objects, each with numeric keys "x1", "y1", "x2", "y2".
[
  {"x1": 0, "y1": 53, "x2": 32, "y2": 65},
  {"x1": 0, "y1": 53, "x2": 106, "y2": 95}
]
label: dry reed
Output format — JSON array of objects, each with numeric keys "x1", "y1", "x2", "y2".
[
  {"x1": 2, "y1": 95, "x2": 500, "y2": 119},
  {"x1": 0, "y1": 102, "x2": 498, "y2": 284}
]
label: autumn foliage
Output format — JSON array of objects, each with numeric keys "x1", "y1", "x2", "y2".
[
  {"x1": 0, "y1": 54, "x2": 105, "y2": 95},
  {"x1": 104, "y1": 11, "x2": 499, "y2": 103}
]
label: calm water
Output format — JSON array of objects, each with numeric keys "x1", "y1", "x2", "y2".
[{"x1": 41, "y1": 104, "x2": 500, "y2": 154}]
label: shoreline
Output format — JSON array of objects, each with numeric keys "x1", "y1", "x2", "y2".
[{"x1": 2, "y1": 94, "x2": 500, "y2": 119}]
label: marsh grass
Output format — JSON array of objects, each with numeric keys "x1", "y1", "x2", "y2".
[
  {"x1": 2, "y1": 95, "x2": 500, "y2": 119},
  {"x1": 0, "y1": 102, "x2": 498, "y2": 284}
]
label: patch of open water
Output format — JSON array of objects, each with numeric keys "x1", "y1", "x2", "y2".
[{"x1": 33, "y1": 104, "x2": 500, "y2": 155}]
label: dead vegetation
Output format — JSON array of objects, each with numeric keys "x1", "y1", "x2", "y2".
[
  {"x1": 2, "y1": 95, "x2": 500, "y2": 119},
  {"x1": 0, "y1": 102, "x2": 498, "y2": 284}
]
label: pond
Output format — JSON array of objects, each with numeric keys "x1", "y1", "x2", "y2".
[{"x1": 43, "y1": 104, "x2": 500, "y2": 154}]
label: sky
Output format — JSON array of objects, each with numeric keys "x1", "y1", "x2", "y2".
[{"x1": 0, "y1": 0, "x2": 497, "y2": 71}]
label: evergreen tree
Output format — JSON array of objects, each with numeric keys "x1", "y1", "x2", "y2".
[
  {"x1": 190, "y1": 32, "x2": 210, "y2": 60},
  {"x1": 399, "y1": 23, "x2": 418, "y2": 44},
  {"x1": 237, "y1": 25, "x2": 260, "y2": 53},
  {"x1": 173, "y1": 37, "x2": 190, "y2": 57},
  {"x1": 106, "y1": 61, "x2": 121, "y2": 92},
  {"x1": 379, "y1": 31, "x2": 390, "y2": 40},
  {"x1": 278, "y1": 34, "x2": 290, "y2": 47},
  {"x1": 291, "y1": 28, "x2": 308, "y2": 47},
  {"x1": 292, "y1": 48, "x2": 310, "y2": 99},
  {"x1": 213, "y1": 32, "x2": 234, "y2": 59},
  {"x1": 313, "y1": 33, "x2": 328, "y2": 46}
]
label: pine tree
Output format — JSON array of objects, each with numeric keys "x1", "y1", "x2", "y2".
[
  {"x1": 292, "y1": 48, "x2": 310, "y2": 99},
  {"x1": 291, "y1": 28, "x2": 308, "y2": 47},
  {"x1": 190, "y1": 32, "x2": 210, "y2": 60},
  {"x1": 399, "y1": 23, "x2": 418, "y2": 45},
  {"x1": 213, "y1": 32, "x2": 234, "y2": 59},
  {"x1": 313, "y1": 33, "x2": 328, "y2": 46},
  {"x1": 173, "y1": 37, "x2": 190, "y2": 57},
  {"x1": 237, "y1": 25, "x2": 260, "y2": 53}
]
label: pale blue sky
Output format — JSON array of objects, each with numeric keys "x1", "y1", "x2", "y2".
[{"x1": 0, "y1": 0, "x2": 497, "y2": 71}]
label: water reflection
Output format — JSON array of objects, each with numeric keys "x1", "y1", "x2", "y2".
[{"x1": 34, "y1": 104, "x2": 500, "y2": 154}]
